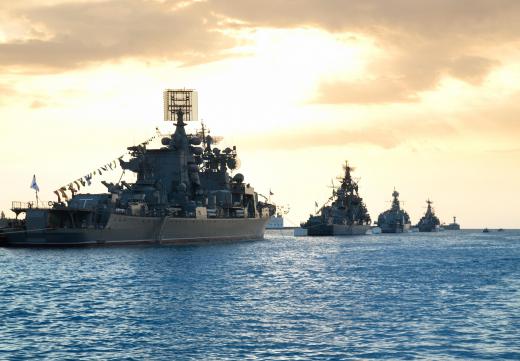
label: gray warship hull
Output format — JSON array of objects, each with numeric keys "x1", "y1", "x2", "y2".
[
  {"x1": 306, "y1": 224, "x2": 371, "y2": 236},
  {"x1": 1, "y1": 214, "x2": 269, "y2": 247},
  {"x1": 418, "y1": 225, "x2": 440, "y2": 232},
  {"x1": 380, "y1": 223, "x2": 411, "y2": 234}
]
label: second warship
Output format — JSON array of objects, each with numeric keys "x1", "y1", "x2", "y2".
[
  {"x1": 1, "y1": 89, "x2": 274, "y2": 246},
  {"x1": 301, "y1": 161, "x2": 371, "y2": 236},
  {"x1": 377, "y1": 189, "x2": 411, "y2": 233},
  {"x1": 417, "y1": 199, "x2": 441, "y2": 232}
]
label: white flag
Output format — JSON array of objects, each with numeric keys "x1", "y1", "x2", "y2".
[{"x1": 30, "y1": 174, "x2": 40, "y2": 192}]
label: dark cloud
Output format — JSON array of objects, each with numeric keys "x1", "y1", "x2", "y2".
[
  {"x1": 0, "y1": 0, "x2": 234, "y2": 70},
  {"x1": 447, "y1": 56, "x2": 500, "y2": 85}
]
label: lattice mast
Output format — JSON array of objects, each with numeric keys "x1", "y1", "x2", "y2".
[{"x1": 163, "y1": 89, "x2": 198, "y2": 123}]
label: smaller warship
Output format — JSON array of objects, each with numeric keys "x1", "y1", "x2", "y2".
[
  {"x1": 301, "y1": 161, "x2": 371, "y2": 236},
  {"x1": 445, "y1": 216, "x2": 461, "y2": 230},
  {"x1": 377, "y1": 189, "x2": 411, "y2": 233},
  {"x1": 417, "y1": 199, "x2": 440, "y2": 232}
]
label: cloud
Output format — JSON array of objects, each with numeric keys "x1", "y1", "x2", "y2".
[
  {"x1": 210, "y1": 0, "x2": 520, "y2": 41},
  {"x1": 447, "y1": 56, "x2": 501, "y2": 85},
  {"x1": 0, "y1": 0, "x2": 235, "y2": 70},
  {"x1": 30, "y1": 100, "x2": 47, "y2": 109},
  {"x1": 314, "y1": 78, "x2": 419, "y2": 104},
  {"x1": 238, "y1": 88, "x2": 520, "y2": 151},
  {"x1": 238, "y1": 118, "x2": 456, "y2": 151},
  {"x1": 313, "y1": 53, "x2": 501, "y2": 104},
  {"x1": 209, "y1": 0, "x2": 518, "y2": 103},
  {"x1": 0, "y1": 83, "x2": 17, "y2": 105},
  {"x1": 0, "y1": 0, "x2": 518, "y2": 104}
]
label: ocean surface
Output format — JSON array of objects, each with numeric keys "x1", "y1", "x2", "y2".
[{"x1": 1, "y1": 230, "x2": 519, "y2": 360}]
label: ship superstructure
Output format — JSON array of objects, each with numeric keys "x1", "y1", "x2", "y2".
[
  {"x1": 1, "y1": 90, "x2": 274, "y2": 246},
  {"x1": 301, "y1": 161, "x2": 371, "y2": 236},
  {"x1": 377, "y1": 189, "x2": 411, "y2": 233}
]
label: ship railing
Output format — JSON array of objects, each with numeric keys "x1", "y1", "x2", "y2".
[{"x1": 11, "y1": 201, "x2": 52, "y2": 210}]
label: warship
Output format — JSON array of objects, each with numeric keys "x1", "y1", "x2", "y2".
[
  {"x1": 445, "y1": 216, "x2": 461, "y2": 230},
  {"x1": 377, "y1": 189, "x2": 411, "y2": 233},
  {"x1": 417, "y1": 199, "x2": 440, "y2": 232},
  {"x1": 0, "y1": 89, "x2": 274, "y2": 247},
  {"x1": 301, "y1": 161, "x2": 371, "y2": 236}
]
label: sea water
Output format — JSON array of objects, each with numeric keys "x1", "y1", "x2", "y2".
[{"x1": 1, "y1": 230, "x2": 519, "y2": 360}]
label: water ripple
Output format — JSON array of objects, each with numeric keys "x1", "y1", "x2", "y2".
[{"x1": 1, "y1": 230, "x2": 519, "y2": 359}]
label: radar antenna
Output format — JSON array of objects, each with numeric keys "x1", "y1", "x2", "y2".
[{"x1": 163, "y1": 89, "x2": 198, "y2": 123}]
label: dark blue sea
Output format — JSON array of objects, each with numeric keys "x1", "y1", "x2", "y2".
[{"x1": 1, "y1": 230, "x2": 519, "y2": 360}]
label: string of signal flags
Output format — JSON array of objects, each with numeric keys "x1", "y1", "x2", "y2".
[{"x1": 53, "y1": 131, "x2": 160, "y2": 202}]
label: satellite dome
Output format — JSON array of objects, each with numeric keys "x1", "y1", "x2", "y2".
[
  {"x1": 226, "y1": 158, "x2": 237, "y2": 169},
  {"x1": 161, "y1": 137, "x2": 171, "y2": 146},
  {"x1": 189, "y1": 136, "x2": 201, "y2": 145},
  {"x1": 233, "y1": 173, "x2": 244, "y2": 183}
]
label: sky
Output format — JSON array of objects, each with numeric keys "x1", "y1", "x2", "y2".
[{"x1": 1, "y1": 0, "x2": 519, "y2": 228}]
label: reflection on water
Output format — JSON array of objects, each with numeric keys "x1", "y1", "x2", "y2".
[{"x1": 1, "y1": 230, "x2": 519, "y2": 360}]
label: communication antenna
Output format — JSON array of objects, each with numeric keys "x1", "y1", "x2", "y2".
[{"x1": 163, "y1": 89, "x2": 198, "y2": 123}]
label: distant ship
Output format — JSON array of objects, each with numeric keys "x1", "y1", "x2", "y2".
[
  {"x1": 444, "y1": 216, "x2": 461, "y2": 230},
  {"x1": 265, "y1": 202, "x2": 289, "y2": 229},
  {"x1": 417, "y1": 199, "x2": 441, "y2": 232},
  {"x1": 1, "y1": 89, "x2": 274, "y2": 246},
  {"x1": 266, "y1": 214, "x2": 284, "y2": 229},
  {"x1": 377, "y1": 189, "x2": 411, "y2": 233},
  {"x1": 301, "y1": 161, "x2": 371, "y2": 236}
]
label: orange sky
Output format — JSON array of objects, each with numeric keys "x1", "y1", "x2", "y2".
[{"x1": 1, "y1": 0, "x2": 519, "y2": 227}]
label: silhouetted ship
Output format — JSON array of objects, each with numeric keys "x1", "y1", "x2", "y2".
[
  {"x1": 1, "y1": 90, "x2": 274, "y2": 246},
  {"x1": 445, "y1": 216, "x2": 461, "y2": 230},
  {"x1": 377, "y1": 189, "x2": 411, "y2": 233},
  {"x1": 301, "y1": 161, "x2": 371, "y2": 236},
  {"x1": 417, "y1": 199, "x2": 440, "y2": 232}
]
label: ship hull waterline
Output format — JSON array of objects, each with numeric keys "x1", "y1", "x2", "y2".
[
  {"x1": 1, "y1": 214, "x2": 270, "y2": 247},
  {"x1": 380, "y1": 223, "x2": 411, "y2": 234},
  {"x1": 306, "y1": 224, "x2": 371, "y2": 236}
]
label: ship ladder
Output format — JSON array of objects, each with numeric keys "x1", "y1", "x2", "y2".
[{"x1": 155, "y1": 216, "x2": 168, "y2": 244}]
